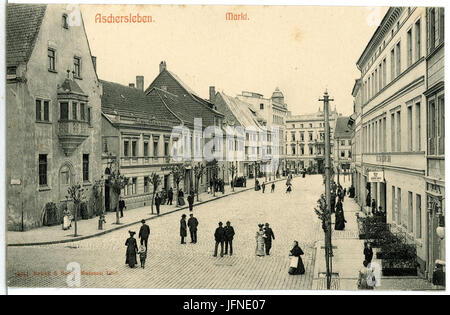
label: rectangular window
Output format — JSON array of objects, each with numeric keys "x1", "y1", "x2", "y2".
[
  {"x1": 80, "y1": 103, "x2": 86, "y2": 121},
  {"x1": 378, "y1": 63, "x2": 382, "y2": 91},
  {"x1": 438, "y1": 96, "x2": 445, "y2": 155},
  {"x1": 82, "y1": 154, "x2": 89, "y2": 182},
  {"x1": 36, "y1": 99, "x2": 42, "y2": 121},
  {"x1": 397, "y1": 111, "x2": 401, "y2": 152},
  {"x1": 391, "y1": 113, "x2": 395, "y2": 151},
  {"x1": 430, "y1": 8, "x2": 436, "y2": 51},
  {"x1": 124, "y1": 140, "x2": 129, "y2": 157},
  {"x1": 415, "y1": 102, "x2": 421, "y2": 151},
  {"x1": 392, "y1": 186, "x2": 396, "y2": 222},
  {"x1": 144, "y1": 177, "x2": 150, "y2": 193},
  {"x1": 428, "y1": 100, "x2": 436, "y2": 155},
  {"x1": 164, "y1": 142, "x2": 169, "y2": 156},
  {"x1": 72, "y1": 102, "x2": 78, "y2": 120},
  {"x1": 397, "y1": 187, "x2": 402, "y2": 226},
  {"x1": 132, "y1": 141, "x2": 137, "y2": 157},
  {"x1": 132, "y1": 177, "x2": 137, "y2": 195},
  {"x1": 383, "y1": 117, "x2": 387, "y2": 152},
  {"x1": 60, "y1": 102, "x2": 69, "y2": 120},
  {"x1": 87, "y1": 107, "x2": 91, "y2": 126},
  {"x1": 103, "y1": 138, "x2": 108, "y2": 153},
  {"x1": 43, "y1": 101, "x2": 49, "y2": 121},
  {"x1": 408, "y1": 191, "x2": 413, "y2": 232},
  {"x1": 407, "y1": 106, "x2": 413, "y2": 151},
  {"x1": 390, "y1": 48, "x2": 395, "y2": 81},
  {"x1": 407, "y1": 28, "x2": 412, "y2": 67},
  {"x1": 143, "y1": 142, "x2": 149, "y2": 157},
  {"x1": 153, "y1": 141, "x2": 158, "y2": 156},
  {"x1": 382, "y1": 58, "x2": 387, "y2": 87},
  {"x1": 415, "y1": 19, "x2": 421, "y2": 61},
  {"x1": 396, "y1": 41, "x2": 401, "y2": 76},
  {"x1": 341, "y1": 150, "x2": 345, "y2": 157},
  {"x1": 48, "y1": 48, "x2": 56, "y2": 71},
  {"x1": 74, "y1": 56, "x2": 81, "y2": 78},
  {"x1": 416, "y1": 194, "x2": 422, "y2": 238},
  {"x1": 38, "y1": 154, "x2": 48, "y2": 186}
]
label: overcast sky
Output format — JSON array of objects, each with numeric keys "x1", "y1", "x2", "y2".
[{"x1": 81, "y1": 5, "x2": 388, "y2": 116}]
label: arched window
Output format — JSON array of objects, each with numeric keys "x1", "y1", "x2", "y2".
[{"x1": 62, "y1": 14, "x2": 69, "y2": 29}]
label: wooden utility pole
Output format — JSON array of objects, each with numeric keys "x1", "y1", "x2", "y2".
[{"x1": 319, "y1": 90, "x2": 334, "y2": 290}]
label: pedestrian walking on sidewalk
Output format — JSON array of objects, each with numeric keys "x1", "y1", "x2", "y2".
[
  {"x1": 224, "y1": 221, "x2": 235, "y2": 255},
  {"x1": 288, "y1": 240, "x2": 305, "y2": 275},
  {"x1": 286, "y1": 184, "x2": 292, "y2": 193},
  {"x1": 167, "y1": 187, "x2": 174, "y2": 205},
  {"x1": 214, "y1": 222, "x2": 225, "y2": 257},
  {"x1": 262, "y1": 182, "x2": 266, "y2": 193},
  {"x1": 335, "y1": 200, "x2": 346, "y2": 230},
  {"x1": 357, "y1": 260, "x2": 375, "y2": 290},
  {"x1": 119, "y1": 198, "x2": 126, "y2": 218},
  {"x1": 138, "y1": 245, "x2": 147, "y2": 269},
  {"x1": 180, "y1": 214, "x2": 187, "y2": 244},
  {"x1": 271, "y1": 183, "x2": 275, "y2": 193},
  {"x1": 263, "y1": 223, "x2": 275, "y2": 255},
  {"x1": 125, "y1": 231, "x2": 138, "y2": 268},
  {"x1": 138, "y1": 219, "x2": 150, "y2": 250},
  {"x1": 187, "y1": 192, "x2": 194, "y2": 211},
  {"x1": 255, "y1": 224, "x2": 265, "y2": 257},
  {"x1": 363, "y1": 241, "x2": 373, "y2": 263},
  {"x1": 371, "y1": 199, "x2": 377, "y2": 216},
  {"x1": 155, "y1": 192, "x2": 161, "y2": 215},
  {"x1": 188, "y1": 213, "x2": 198, "y2": 243}
]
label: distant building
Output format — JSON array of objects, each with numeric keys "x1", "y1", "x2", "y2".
[
  {"x1": 285, "y1": 108, "x2": 339, "y2": 174},
  {"x1": 333, "y1": 116, "x2": 353, "y2": 180},
  {"x1": 6, "y1": 4, "x2": 102, "y2": 230},
  {"x1": 237, "y1": 88, "x2": 289, "y2": 176}
]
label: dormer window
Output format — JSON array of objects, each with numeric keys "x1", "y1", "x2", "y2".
[
  {"x1": 74, "y1": 56, "x2": 81, "y2": 79},
  {"x1": 62, "y1": 14, "x2": 69, "y2": 29}
]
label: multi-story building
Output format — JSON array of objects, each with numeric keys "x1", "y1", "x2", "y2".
[
  {"x1": 351, "y1": 79, "x2": 364, "y2": 204},
  {"x1": 423, "y1": 7, "x2": 445, "y2": 281},
  {"x1": 214, "y1": 91, "x2": 272, "y2": 181},
  {"x1": 6, "y1": 4, "x2": 102, "y2": 230},
  {"x1": 237, "y1": 88, "x2": 288, "y2": 176},
  {"x1": 333, "y1": 117, "x2": 353, "y2": 181},
  {"x1": 355, "y1": 7, "x2": 429, "y2": 275},
  {"x1": 101, "y1": 77, "x2": 193, "y2": 210},
  {"x1": 285, "y1": 108, "x2": 339, "y2": 174},
  {"x1": 146, "y1": 61, "x2": 226, "y2": 191}
]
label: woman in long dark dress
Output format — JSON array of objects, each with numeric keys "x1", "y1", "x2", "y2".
[
  {"x1": 363, "y1": 241, "x2": 373, "y2": 263},
  {"x1": 335, "y1": 199, "x2": 346, "y2": 230},
  {"x1": 125, "y1": 231, "x2": 138, "y2": 268},
  {"x1": 288, "y1": 241, "x2": 305, "y2": 275}
]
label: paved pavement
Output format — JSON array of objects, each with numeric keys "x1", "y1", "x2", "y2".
[
  {"x1": 312, "y1": 190, "x2": 438, "y2": 291},
  {"x1": 7, "y1": 175, "x2": 323, "y2": 289}
]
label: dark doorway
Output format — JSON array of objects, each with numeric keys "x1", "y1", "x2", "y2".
[{"x1": 105, "y1": 179, "x2": 110, "y2": 211}]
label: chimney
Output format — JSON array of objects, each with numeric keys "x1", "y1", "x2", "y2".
[
  {"x1": 209, "y1": 86, "x2": 216, "y2": 104},
  {"x1": 136, "y1": 75, "x2": 144, "y2": 91},
  {"x1": 129, "y1": 83, "x2": 135, "y2": 88},
  {"x1": 159, "y1": 61, "x2": 167, "y2": 73},
  {"x1": 91, "y1": 56, "x2": 97, "y2": 73}
]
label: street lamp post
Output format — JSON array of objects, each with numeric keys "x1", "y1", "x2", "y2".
[{"x1": 319, "y1": 90, "x2": 334, "y2": 290}]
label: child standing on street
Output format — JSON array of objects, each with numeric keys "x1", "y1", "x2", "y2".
[{"x1": 138, "y1": 245, "x2": 147, "y2": 269}]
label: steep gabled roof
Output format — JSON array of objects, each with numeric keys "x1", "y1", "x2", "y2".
[
  {"x1": 146, "y1": 68, "x2": 224, "y2": 118},
  {"x1": 216, "y1": 91, "x2": 263, "y2": 130},
  {"x1": 100, "y1": 80, "x2": 182, "y2": 126},
  {"x1": 6, "y1": 4, "x2": 47, "y2": 67},
  {"x1": 334, "y1": 116, "x2": 353, "y2": 139}
]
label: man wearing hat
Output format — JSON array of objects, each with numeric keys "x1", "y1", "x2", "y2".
[
  {"x1": 180, "y1": 214, "x2": 187, "y2": 244},
  {"x1": 263, "y1": 223, "x2": 275, "y2": 255},
  {"x1": 138, "y1": 219, "x2": 150, "y2": 250},
  {"x1": 214, "y1": 222, "x2": 225, "y2": 257},
  {"x1": 187, "y1": 213, "x2": 199, "y2": 243}
]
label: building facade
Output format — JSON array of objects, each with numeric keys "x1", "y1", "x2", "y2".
[
  {"x1": 6, "y1": 4, "x2": 102, "y2": 230},
  {"x1": 285, "y1": 108, "x2": 339, "y2": 174},
  {"x1": 355, "y1": 7, "x2": 429, "y2": 274},
  {"x1": 423, "y1": 7, "x2": 445, "y2": 281},
  {"x1": 333, "y1": 116, "x2": 353, "y2": 181}
]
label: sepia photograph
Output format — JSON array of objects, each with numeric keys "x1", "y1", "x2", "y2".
[{"x1": 1, "y1": 0, "x2": 448, "y2": 296}]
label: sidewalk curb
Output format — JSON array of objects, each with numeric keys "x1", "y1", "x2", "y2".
[{"x1": 8, "y1": 177, "x2": 289, "y2": 247}]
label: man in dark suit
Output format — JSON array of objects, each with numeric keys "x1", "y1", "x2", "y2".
[
  {"x1": 138, "y1": 219, "x2": 150, "y2": 251},
  {"x1": 155, "y1": 193, "x2": 161, "y2": 215},
  {"x1": 263, "y1": 223, "x2": 275, "y2": 255},
  {"x1": 224, "y1": 221, "x2": 235, "y2": 256},
  {"x1": 167, "y1": 187, "x2": 173, "y2": 205},
  {"x1": 119, "y1": 198, "x2": 126, "y2": 218},
  {"x1": 213, "y1": 222, "x2": 225, "y2": 257},
  {"x1": 180, "y1": 214, "x2": 187, "y2": 244},
  {"x1": 187, "y1": 213, "x2": 198, "y2": 243},
  {"x1": 187, "y1": 192, "x2": 194, "y2": 212}
]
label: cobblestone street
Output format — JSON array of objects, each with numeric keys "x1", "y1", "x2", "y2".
[{"x1": 7, "y1": 175, "x2": 323, "y2": 289}]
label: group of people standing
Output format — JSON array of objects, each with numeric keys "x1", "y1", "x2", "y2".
[
  {"x1": 333, "y1": 184, "x2": 347, "y2": 231},
  {"x1": 180, "y1": 213, "x2": 199, "y2": 244},
  {"x1": 125, "y1": 219, "x2": 151, "y2": 269}
]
